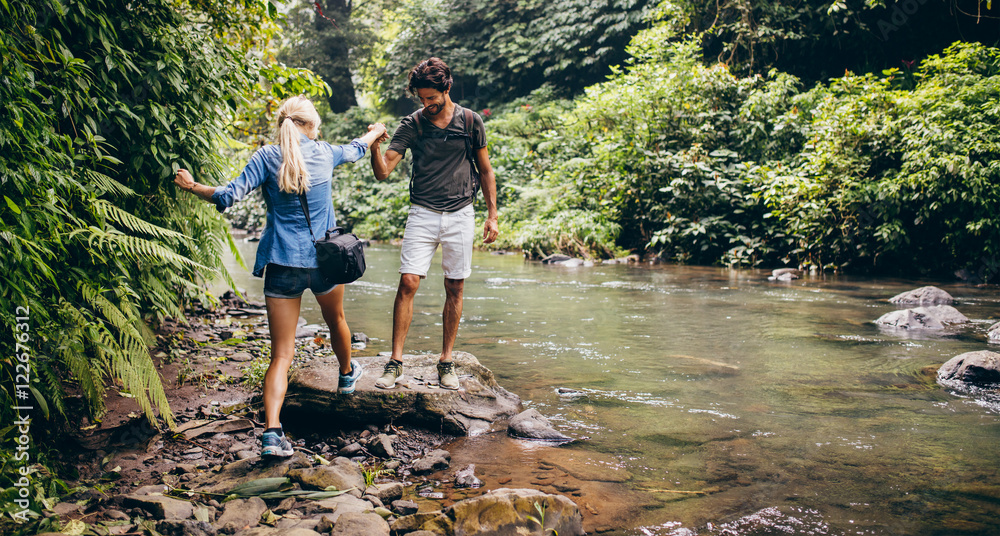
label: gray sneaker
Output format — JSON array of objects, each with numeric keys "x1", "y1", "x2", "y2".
[
  {"x1": 375, "y1": 359, "x2": 403, "y2": 389},
  {"x1": 437, "y1": 361, "x2": 459, "y2": 390}
]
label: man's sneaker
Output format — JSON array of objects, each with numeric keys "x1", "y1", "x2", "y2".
[
  {"x1": 339, "y1": 361, "x2": 364, "y2": 394},
  {"x1": 261, "y1": 430, "x2": 294, "y2": 457},
  {"x1": 374, "y1": 359, "x2": 403, "y2": 389},
  {"x1": 437, "y1": 361, "x2": 459, "y2": 390}
]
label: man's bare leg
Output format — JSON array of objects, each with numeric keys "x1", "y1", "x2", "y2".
[
  {"x1": 390, "y1": 273, "x2": 422, "y2": 362},
  {"x1": 441, "y1": 278, "x2": 464, "y2": 362}
]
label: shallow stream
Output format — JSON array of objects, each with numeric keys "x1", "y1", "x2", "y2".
[{"x1": 220, "y1": 241, "x2": 1000, "y2": 535}]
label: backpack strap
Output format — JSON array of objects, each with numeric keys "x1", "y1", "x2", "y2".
[
  {"x1": 410, "y1": 105, "x2": 479, "y2": 192},
  {"x1": 461, "y1": 107, "x2": 479, "y2": 175},
  {"x1": 412, "y1": 108, "x2": 424, "y2": 138}
]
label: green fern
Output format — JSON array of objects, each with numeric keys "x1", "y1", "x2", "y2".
[
  {"x1": 92, "y1": 199, "x2": 189, "y2": 241},
  {"x1": 86, "y1": 169, "x2": 137, "y2": 198}
]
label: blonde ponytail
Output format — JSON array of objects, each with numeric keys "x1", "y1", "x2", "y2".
[{"x1": 275, "y1": 97, "x2": 322, "y2": 194}]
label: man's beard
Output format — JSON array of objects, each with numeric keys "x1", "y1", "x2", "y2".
[{"x1": 424, "y1": 103, "x2": 443, "y2": 116}]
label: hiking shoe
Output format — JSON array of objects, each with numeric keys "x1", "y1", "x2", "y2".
[
  {"x1": 437, "y1": 361, "x2": 459, "y2": 390},
  {"x1": 339, "y1": 361, "x2": 364, "y2": 394},
  {"x1": 374, "y1": 359, "x2": 403, "y2": 389},
  {"x1": 261, "y1": 430, "x2": 294, "y2": 457}
]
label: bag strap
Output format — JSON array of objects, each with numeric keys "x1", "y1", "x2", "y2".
[
  {"x1": 297, "y1": 194, "x2": 316, "y2": 243},
  {"x1": 462, "y1": 107, "x2": 479, "y2": 175},
  {"x1": 412, "y1": 108, "x2": 423, "y2": 138},
  {"x1": 299, "y1": 193, "x2": 345, "y2": 241}
]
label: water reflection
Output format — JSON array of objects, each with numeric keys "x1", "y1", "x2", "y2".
[{"x1": 217, "y1": 240, "x2": 1000, "y2": 535}]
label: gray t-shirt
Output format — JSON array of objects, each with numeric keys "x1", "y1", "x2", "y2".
[{"x1": 388, "y1": 105, "x2": 487, "y2": 212}]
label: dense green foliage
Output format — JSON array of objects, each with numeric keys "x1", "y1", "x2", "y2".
[
  {"x1": 661, "y1": 0, "x2": 1000, "y2": 83},
  {"x1": 479, "y1": 8, "x2": 1000, "y2": 278},
  {"x1": 358, "y1": 0, "x2": 657, "y2": 111},
  {"x1": 0, "y1": 0, "x2": 331, "y2": 526},
  {"x1": 0, "y1": 0, "x2": 322, "y2": 485}
]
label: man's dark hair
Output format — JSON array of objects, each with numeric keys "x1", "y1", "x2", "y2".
[{"x1": 407, "y1": 57, "x2": 453, "y2": 95}]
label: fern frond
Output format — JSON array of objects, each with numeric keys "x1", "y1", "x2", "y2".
[
  {"x1": 86, "y1": 304, "x2": 174, "y2": 428},
  {"x1": 140, "y1": 272, "x2": 185, "y2": 320},
  {"x1": 92, "y1": 199, "x2": 190, "y2": 241},
  {"x1": 79, "y1": 282, "x2": 132, "y2": 333},
  {"x1": 56, "y1": 302, "x2": 107, "y2": 416},
  {"x1": 217, "y1": 263, "x2": 244, "y2": 303},
  {"x1": 35, "y1": 360, "x2": 68, "y2": 419},
  {"x1": 85, "y1": 169, "x2": 137, "y2": 198},
  {"x1": 112, "y1": 283, "x2": 157, "y2": 345},
  {"x1": 102, "y1": 233, "x2": 213, "y2": 271}
]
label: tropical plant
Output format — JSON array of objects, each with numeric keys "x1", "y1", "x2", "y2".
[
  {"x1": 0, "y1": 1, "x2": 326, "y2": 526},
  {"x1": 525, "y1": 500, "x2": 559, "y2": 536},
  {"x1": 359, "y1": 461, "x2": 395, "y2": 490}
]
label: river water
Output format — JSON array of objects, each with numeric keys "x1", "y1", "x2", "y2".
[{"x1": 221, "y1": 240, "x2": 1000, "y2": 535}]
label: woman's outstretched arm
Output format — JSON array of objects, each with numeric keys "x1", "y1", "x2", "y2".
[{"x1": 174, "y1": 169, "x2": 217, "y2": 202}]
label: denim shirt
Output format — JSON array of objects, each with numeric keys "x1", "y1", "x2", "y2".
[{"x1": 211, "y1": 134, "x2": 368, "y2": 277}]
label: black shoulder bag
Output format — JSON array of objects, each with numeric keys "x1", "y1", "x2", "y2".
[{"x1": 298, "y1": 194, "x2": 366, "y2": 285}]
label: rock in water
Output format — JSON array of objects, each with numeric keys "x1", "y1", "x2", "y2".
[
  {"x1": 768, "y1": 268, "x2": 802, "y2": 281},
  {"x1": 454, "y1": 464, "x2": 482, "y2": 488},
  {"x1": 542, "y1": 254, "x2": 573, "y2": 264},
  {"x1": 393, "y1": 488, "x2": 584, "y2": 536},
  {"x1": 391, "y1": 500, "x2": 419, "y2": 516},
  {"x1": 351, "y1": 332, "x2": 370, "y2": 344},
  {"x1": 938, "y1": 351, "x2": 1000, "y2": 385},
  {"x1": 283, "y1": 352, "x2": 522, "y2": 436},
  {"x1": 888, "y1": 286, "x2": 954, "y2": 306},
  {"x1": 876, "y1": 305, "x2": 968, "y2": 329},
  {"x1": 988, "y1": 322, "x2": 1000, "y2": 343},
  {"x1": 411, "y1": 449, "x2": 451, "y2": 475},
  {"x1": 508, "y1": 409, "x2": 573, "y2": 443}
]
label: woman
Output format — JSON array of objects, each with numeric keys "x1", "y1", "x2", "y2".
[{"x1": 175, "y1": 96, "x2": 386, "y2": 457}]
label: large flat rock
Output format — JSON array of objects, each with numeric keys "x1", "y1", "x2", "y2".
[{"x1": 284, "y1": 352, "x2": 522, "y2": 436}]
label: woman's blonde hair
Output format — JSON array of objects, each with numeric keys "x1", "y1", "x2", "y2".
[{"x1": 275, "y1": 96, "x2": 321, "y2": 194}]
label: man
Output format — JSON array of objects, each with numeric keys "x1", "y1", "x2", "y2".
[{"x1": 370, "y1": 57, "x2": 499, "y2": 390}]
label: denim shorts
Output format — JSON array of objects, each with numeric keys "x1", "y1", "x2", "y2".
[{"x1": 263, "y1": 264, "x2": 336, "y2": 299}]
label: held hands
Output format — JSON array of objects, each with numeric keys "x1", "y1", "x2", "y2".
[{"x1": 368, "y1": 123, "x2": 389, "y2": 144}]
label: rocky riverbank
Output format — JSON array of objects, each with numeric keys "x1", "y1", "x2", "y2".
[{"x1": 29, "y1": 291, "x2": 603, "y2": 536}]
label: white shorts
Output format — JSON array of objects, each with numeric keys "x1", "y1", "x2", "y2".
[{"x1": 400, "y1": 204, "x2": 475, "y2": 280}]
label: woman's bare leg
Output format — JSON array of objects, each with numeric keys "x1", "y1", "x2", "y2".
[
  {"x1": 263, "y1": 296, "x2": 302, "y2": 429},
  {"x1": 315, "y1": 284, "x2": 352, "y2": 375}
]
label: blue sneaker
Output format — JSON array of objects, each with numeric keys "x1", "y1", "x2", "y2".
[
  {"x1": 261, "y1": 430, "x2": 294, "y2": 457},
  {"x1": 339, "y1": 361, "x2": 364, "y2": 394}
]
